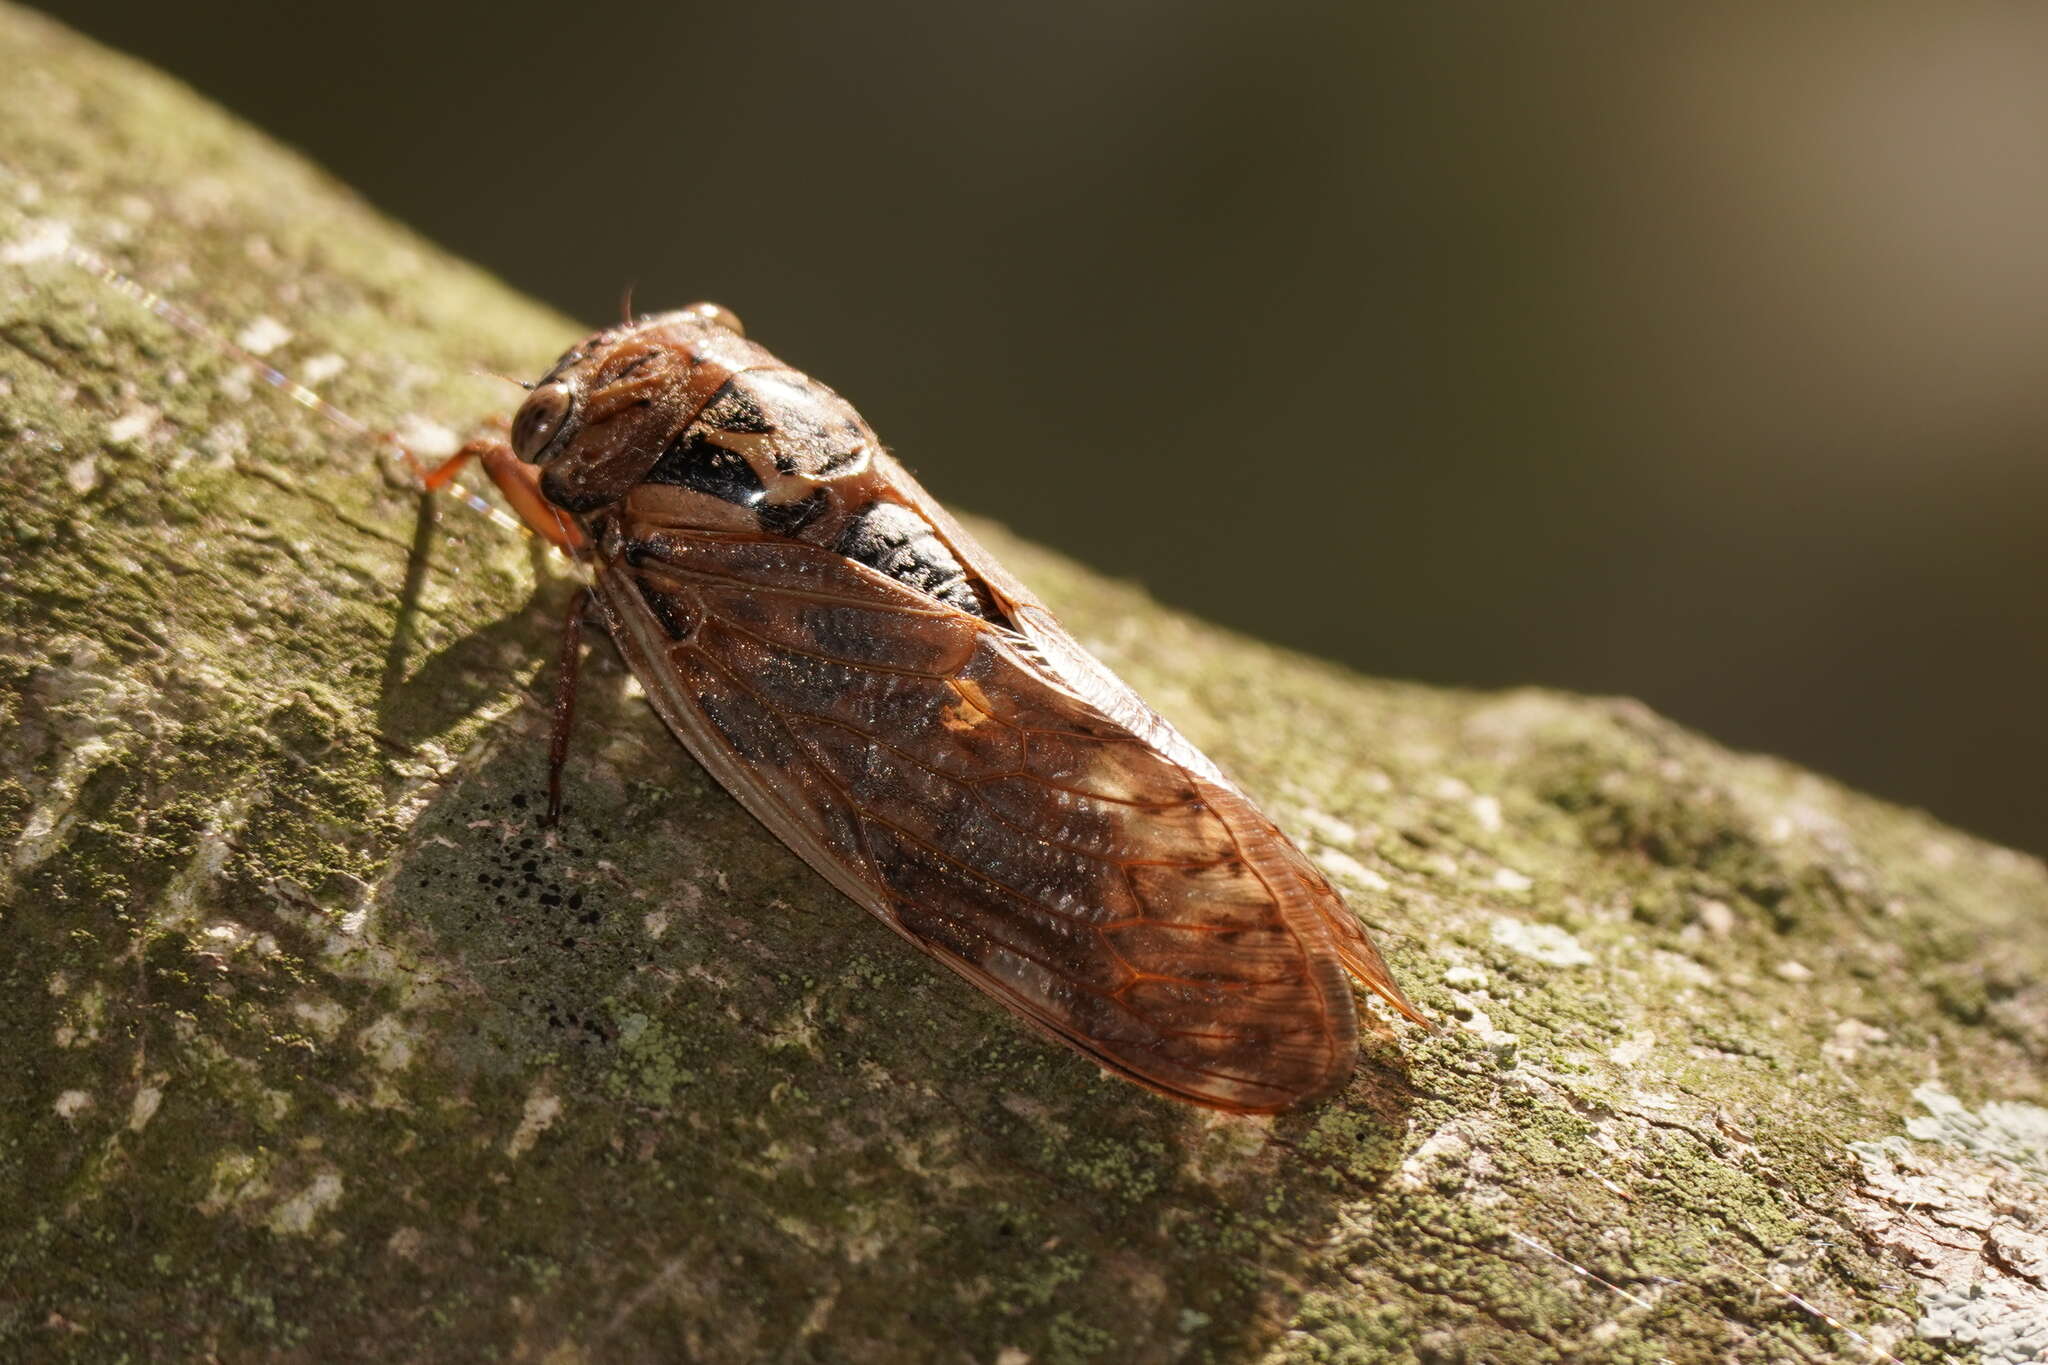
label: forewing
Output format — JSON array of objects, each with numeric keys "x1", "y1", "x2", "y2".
[
  {"x1": 595, "y1": 530, "x2": 1363, "y2": 1112},
  {"x1": 866, "y1": 452, "x2": 1431, "y2": 1030}
]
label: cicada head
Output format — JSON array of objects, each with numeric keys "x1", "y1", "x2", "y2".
[{"x1": 513, "y1": 302, "x2": 758, "y2": 514}]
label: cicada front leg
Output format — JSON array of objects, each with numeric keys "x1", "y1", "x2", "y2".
[{"x1": 418, "y1": 437, "x2": 588, "y2": 555}]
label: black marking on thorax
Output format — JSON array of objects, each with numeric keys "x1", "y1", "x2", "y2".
[
  {"x1": 644, "y1": 431, "x2": 764, "y2": 506},
  {"x1": 836, "y1": 501, "x2": 993, "y2": 619},
  {"x1": 699, "y1": 377, "x2": 775, "y2": 434},
  {"x1": 757, "y1": 487, "x2": 832, "y2": 537}
]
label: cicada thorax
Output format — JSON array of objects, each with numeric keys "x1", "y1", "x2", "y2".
[
  {"x1": 518, "y1": 308, "x2": 1000, "y2": 623},
  {"x1": 622, "y1": 351, "x2": 880, "y2": 544}
]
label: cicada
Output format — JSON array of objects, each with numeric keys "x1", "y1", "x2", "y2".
[{"x1": 427, "y1": 302, "x2": 1428, "y2": 1113}]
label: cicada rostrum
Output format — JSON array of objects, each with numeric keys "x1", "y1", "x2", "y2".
[{"x1": 426, "y1": 302, "x2": 1428, "y2": 1113}]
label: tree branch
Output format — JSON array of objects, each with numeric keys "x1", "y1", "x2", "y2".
[{"x1": 3, "y1": 7, "x2": 2044, "y2": 1361}]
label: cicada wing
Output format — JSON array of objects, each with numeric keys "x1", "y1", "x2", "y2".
[
  {"x1": 594, "y1": 530, "x2": 1364, "y2": 1112},
  {"x1": 1277, "y1": 842, "x2": 1430, "y2": 1028},
  {"x1": 872, "y1": 452, "x2": 1430, "y2": 1029}
]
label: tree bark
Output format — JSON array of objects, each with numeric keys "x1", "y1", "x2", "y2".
[{"x1": 3, "y1": 8, "x2": 2044, "y2": 1362}]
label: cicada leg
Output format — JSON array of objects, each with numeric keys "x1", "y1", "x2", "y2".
[
  {"x1": 419, "y1": 438, "x2": 588, "y2": 555},
  {"x1": 545, "y1": 587, "x2": 594, "y2": 827},
  {"x1": 413, "y1": 435, "x2": 594, "y2": 822}
]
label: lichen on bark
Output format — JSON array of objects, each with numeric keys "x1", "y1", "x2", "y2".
[{"x1": 3, "y1": 7, "x2": 2045, "y2": 1362}]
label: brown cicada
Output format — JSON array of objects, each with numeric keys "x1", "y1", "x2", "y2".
[{"x1": 426, "y1": 302, "x2": 1427, "y2": 1113}]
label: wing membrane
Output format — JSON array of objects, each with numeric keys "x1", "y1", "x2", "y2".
[{"x1": 598, "y1": 526, "x2": 1413, "y2": 1112}]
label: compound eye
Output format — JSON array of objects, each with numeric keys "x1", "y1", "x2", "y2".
[
  {"x1": 510, "y1": 382, "x2": 576, "y2": 462},
  {"x1": 683, "y1": 300, "x2": 745, "y2": 336}
]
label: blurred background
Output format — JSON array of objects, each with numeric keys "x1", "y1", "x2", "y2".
[{"x1": 40, "y1": 1, "x2": 2047, "y2": 857}]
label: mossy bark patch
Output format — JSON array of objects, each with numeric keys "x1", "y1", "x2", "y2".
[{"x1": 3, "y1": 7, "x2": 2046, "y2": 1362}]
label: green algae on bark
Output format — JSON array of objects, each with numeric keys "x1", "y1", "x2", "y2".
[{"x1": 3, "y1": 7, "x2": 2046, "y2": 1361}]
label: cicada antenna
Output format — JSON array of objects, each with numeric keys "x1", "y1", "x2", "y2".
[{"x1": 619, "y1": 281, "x2": 637, "y2": 325}]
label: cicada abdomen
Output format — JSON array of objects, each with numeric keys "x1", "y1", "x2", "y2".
[{"x1": 431, "y1": 301, "x2": 1428, "y2": 1113}]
